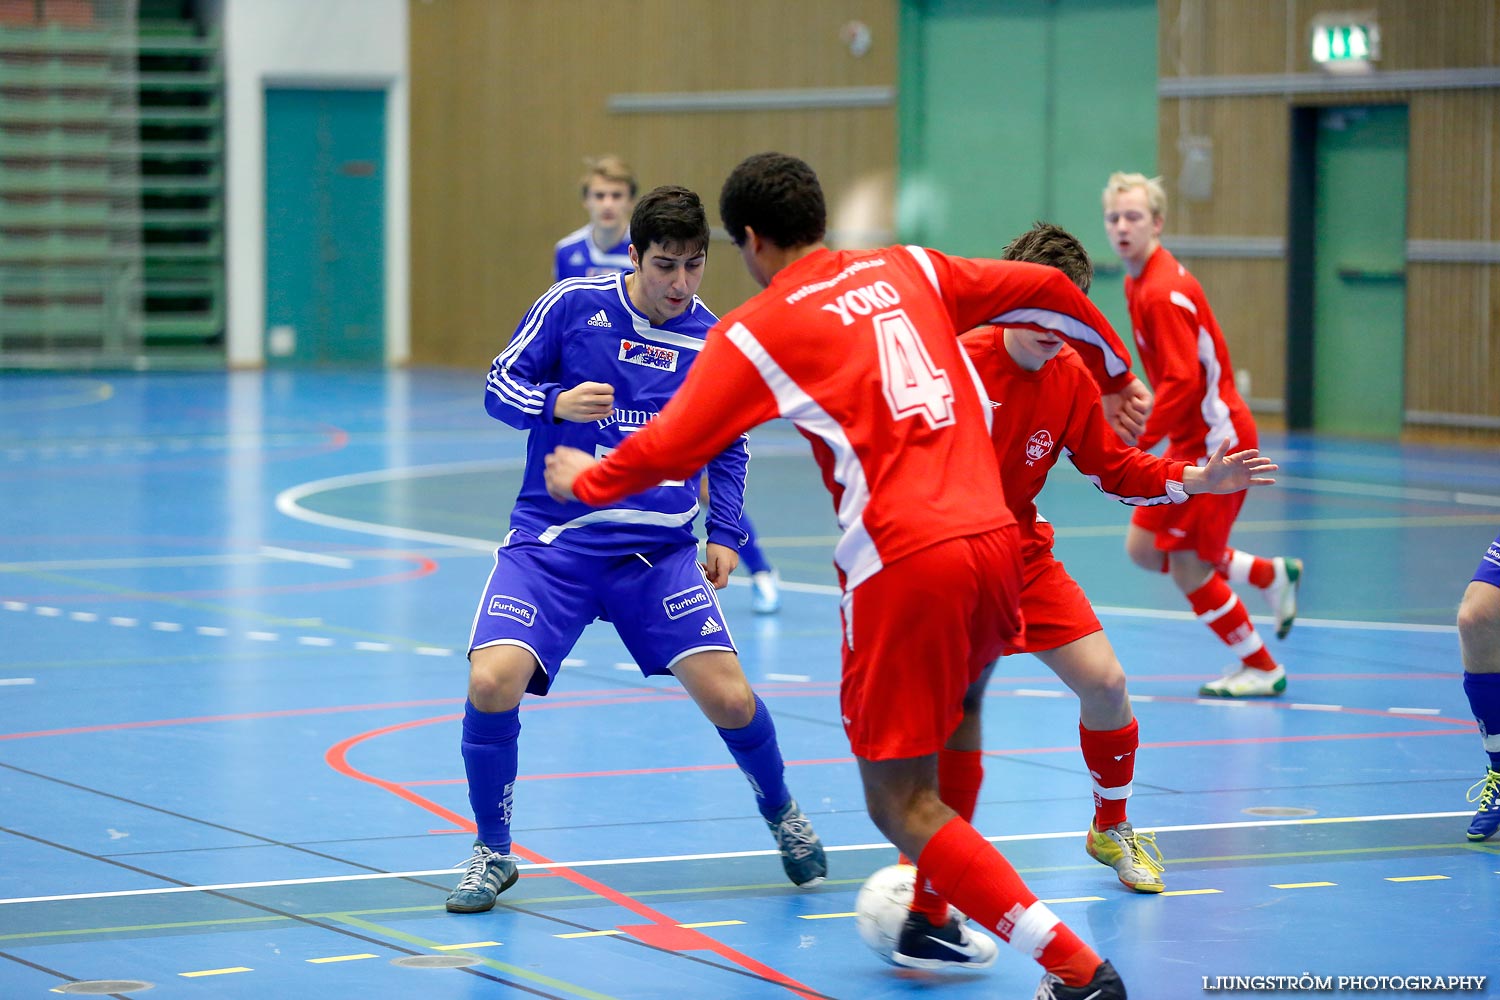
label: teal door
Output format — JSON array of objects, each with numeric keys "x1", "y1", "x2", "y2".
[
  {"x1": 899, "y1": 0, "x2": 1157, "y2": 349},
  {"x1": 265, "y1": 88, "x2": 385, "y2": 365},
  {"x1": 1312, "y1": 105, "x2": 1407, "y2": 435}
]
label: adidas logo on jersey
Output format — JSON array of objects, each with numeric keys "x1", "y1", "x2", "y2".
[
  {"x1": 700, "y1": 617, "x2": 723, "y2": 636},
  {"x1": 586, "y1": 310, "x2": 612, "y2": 328}
]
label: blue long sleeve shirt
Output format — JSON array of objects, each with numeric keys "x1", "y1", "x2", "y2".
[{"x1": 484, "y1": 272, "x2": 749, "y2": 557}]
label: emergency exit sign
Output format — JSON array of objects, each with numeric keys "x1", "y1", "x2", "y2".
[{"x1": 1312, "y1": 17, "x2": 1379, "y2": 70}]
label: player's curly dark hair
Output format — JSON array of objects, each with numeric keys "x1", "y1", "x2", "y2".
[
  {"x1": 718, "y1": 152, "x2": 827, "y2": 250},
  {"x1": 629, "y1": 185, "x2": 710, "y2": 260},
  {"x1": 1001, "y1": 221, "x2": 1093, "y2": 294}
]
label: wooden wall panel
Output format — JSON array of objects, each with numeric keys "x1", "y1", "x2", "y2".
[
  {"x1": 409, "y1": 0, "x2": 898, "y2": 369},
  {"x1": 1159, "y1": 96, "x2": 1287, "y2": 237},
  {"x1": 1159, "y1": 0, "x2": 1291, "y2": 77},
  {"x1": 1409, "y1": 90, "x2": 1497, "y2": 241},
  {"x1": 1159, "y1": 1, "x2": 1498, "y2": 430},
  {"x1": 1406, "y1": 265, "x2": 1500, "y2": 420}
]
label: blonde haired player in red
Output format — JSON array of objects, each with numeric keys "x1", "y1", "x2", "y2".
[
  {"x1": 546, "y1": 153, "x2": 1133, "y2": 1000},
  {"x1": 1104, "y1": 172, "x2": 1303, "y2": 698},
  {"x1": 898, "y1": 223, "x2": 1277, "y2": 943}
]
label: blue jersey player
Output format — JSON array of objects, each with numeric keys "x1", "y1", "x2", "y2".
[
  {"x1": 1460, "y1": 534, "x2": 1500, "y2": 841},
  {"x1": 447, "y1": 185, "x2": 827, "y2": 913},
  {"x1": 552, "y1": 154, "x2": 636, "y2": 282},
  {"x1": 552, "y1": 155, "x2": 782, "y2": 614}
]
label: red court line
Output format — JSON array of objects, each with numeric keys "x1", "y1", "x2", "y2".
[{"x1": 325, "y1": 717, "x2": 824, "y2": 1000}]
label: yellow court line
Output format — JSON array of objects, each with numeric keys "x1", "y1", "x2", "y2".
[
  {"x1": 798, "y1": 912, "x2": 856, "y2": 920},
  {"x1": 1160, "y1": 889, "x2": 1222, "y2": 896},
  {"x1": 434, "y1": 940, "x2": 501, "y2": 950},
  {"x1": 678, "y1": 920, "x2": 744, "y2": 929},
  {"x1": 179, "y1": 967, "x2": 253, "y2": 978},
  {"x1": 1386, "y1": 875, "x2": 1449, "y2": 882},
  {"x1": 555, "y1": 929, "x2": 623, "y2": 939},
  {"x1": 1271, "y1": 882, "x2": 1337, "y2": 889},
  {"x1": 307, "y1": 954, "x2": 378, "y2": 964}
]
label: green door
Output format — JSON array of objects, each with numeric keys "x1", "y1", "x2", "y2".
[
  {"x1": 1312, "y1": 105, "x2": 1407, "y2": 435},
  {"x1": 264, "y1": 88, "x2": 385, "y2": 366}
]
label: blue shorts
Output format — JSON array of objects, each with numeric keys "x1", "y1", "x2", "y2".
[
  {"x1": 468, "y1": 532, "x2": 737, "y2": 696},
  {"x1": 1474, "y1": 534, "x2": 1500, "y2": 589}
]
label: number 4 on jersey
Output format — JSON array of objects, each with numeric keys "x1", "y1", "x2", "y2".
[{"x1": 874, "y1": 310, "x2": 956, "y2": 429}]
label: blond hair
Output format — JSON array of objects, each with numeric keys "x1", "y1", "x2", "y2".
[
  {"x1": 1103, "y1": 172, "x2": 1167, "y2": 220},
  {"x1": 580, "y1": 154, "x2": 638, "y2": 198}
]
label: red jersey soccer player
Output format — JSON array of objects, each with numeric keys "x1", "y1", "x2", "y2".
[
  {"x1": 900, "y1": 224, "x2": 1275, "y2": 930},
  {"x1": 1104, "y1": 172, "x2": 1303, "y2": 698},
  {"x1": 546, "y1": 154, "x2": 1131, "y2": 999}
]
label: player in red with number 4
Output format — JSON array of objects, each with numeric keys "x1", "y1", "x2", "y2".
[{"x1": 545, "y1": 153, "x2": 1141, "y2": 1000}]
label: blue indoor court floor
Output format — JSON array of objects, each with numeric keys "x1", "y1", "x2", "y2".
[{"x1": 1, "y1": 369, "x2": 1496, "y2": 999}]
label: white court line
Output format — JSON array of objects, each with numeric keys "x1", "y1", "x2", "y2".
[
  {"x1": 0, "y1": 678, "x2": 36, "y2": 686},
  {"x1": 0, "y1": 809, "x2": 1473, "y2": 907},
  {"x1": 275, "y1": 461, "x2": 1470, "y2": 636},
  {"x1": 258, "y1": 545, "x2": 355, "y2": 570}
]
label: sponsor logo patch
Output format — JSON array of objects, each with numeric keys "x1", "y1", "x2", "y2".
[
  {"x1": 487, "y1": 594, "x2": 537, "y2": 626},
  {"x1": 663, "y1": 584, "x2": 711, "y2": 620},
  {"x1": 619, "y1": 338, "x2": 679, "y2": 372},
  {"x1": 1025, "y1": 429, "x2": 1054, "y2": 462}
]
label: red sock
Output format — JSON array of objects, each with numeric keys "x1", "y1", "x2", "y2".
[
  {"x1": 1080, "y1": 719, "x2": 1137, "y2": 829},
  {"x1": 939, "y1": 747, "x2": 985, "y2": 823},
  {"x1": 917, "y1": 818, "x2": 1102, "y2": 985},
  {"x1": 1219, "y1": 547, "x2": 1275, "y2": 588},
  {"x1": 909, "y1": 748, "x2": 987, "y2": 920},
  {"x1": 1188, "y1": 575, "x2": 1277, "y2": 671}
]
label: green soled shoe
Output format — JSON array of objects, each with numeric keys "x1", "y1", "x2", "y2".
[{"x1": 1200, "y1": 664, "x2": 1286, "y2": 698}]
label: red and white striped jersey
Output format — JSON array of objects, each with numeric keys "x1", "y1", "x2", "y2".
[
  {"x1": 573, "y1": 245, "x2": 1134, "y2": 590},
  {"x1": 959, "y1": 330, "x2": 1191, "y2": 563},
  {"x1": 1126, "y1": 246, "x2": 1257, "y2": 460}
]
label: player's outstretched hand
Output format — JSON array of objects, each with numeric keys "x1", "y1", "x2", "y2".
[
  {"x1": 701, "y1": 542, "x2": 738, "y2": 589},
  {"x1": 1185, "y1": 438, "x2": 1278, "y2": 495},
  {"x1": 555, "y1": 381, "x2": 615, "y2": 422},
  {"x1": 544, "y1": 446, "x2": 598, "y2": 502}
]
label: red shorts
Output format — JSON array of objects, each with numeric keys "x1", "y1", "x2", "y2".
[
  {"x1": 839, "y1": 526, "x2": 1025, "y2": 761},
  {"x1": 1006, "y1": 553, "x2": 1102, "y2": 655},
  {"x1": 1130, "y1": 489, "x2": 1246, "y2": 566}
]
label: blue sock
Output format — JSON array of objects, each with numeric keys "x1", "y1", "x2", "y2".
[
  {"x1": 461, "y1": 700, "x2": 521, "y2": 853},
  {"x1": 1463, "y1": 672, "x2": 1500, "y2": 770},
  {"x1": 739, "y1": 513, "x2": 772, "y2": 575},
  {"x1": 716, "y1": 695, "x2": 791, "y2": 821}
]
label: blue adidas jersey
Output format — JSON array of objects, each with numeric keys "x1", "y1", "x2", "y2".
[
  {"x1": 553, "y1": 224, "x2": 633, "y2": 281},
  {"x1": 485, "y1": 272, "x2": 749, "y2": 557}
]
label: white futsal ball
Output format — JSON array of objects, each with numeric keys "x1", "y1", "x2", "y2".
[{"x1": 854, "y1": 863, "x2": 916, "y2": 961}]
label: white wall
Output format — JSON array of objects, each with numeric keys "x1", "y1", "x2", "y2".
[{"x1": 219, "y1": 0, "x2": 409, "y2": 367}]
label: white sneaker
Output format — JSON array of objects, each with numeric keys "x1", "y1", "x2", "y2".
[
  {"x1": 750, "y1": 569, "x2": 781, "y2": 614},
  {"x1": 1265, "y1": 557, "x2": 1302, "y2": 639},
  {"x1": 1200, "y1": 664, "x2": 1286, "y2": 698}
]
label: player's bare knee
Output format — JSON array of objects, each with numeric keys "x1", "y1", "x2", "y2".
[
  {"x1": 1124, "y1": 535, "x2": 1161, "y2": 572},
  {"x1": 466, "y1": 648, "x2": 532, "y2": 711},
  {"x1": 1458, "y1": 583, "x2": 1500, "y2": 673}
]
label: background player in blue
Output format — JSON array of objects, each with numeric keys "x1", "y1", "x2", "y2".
[
  {"x1": 553, "y1": 155, "x2": 782, "y2": 613},
  {"x1": 552, "y1": 154, "x2": 637, "y2": 281},
  {"x1": 449, "y1": 185, "x2": 827, "y2": 913},
  {"x1": 1459, "y1": 534, "x2": 1500, "y2": 840}
]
